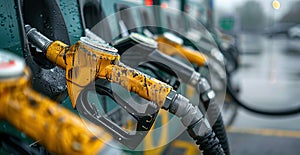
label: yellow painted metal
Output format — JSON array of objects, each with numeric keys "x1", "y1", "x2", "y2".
[
  {"x1": 156, "y1": 36, "x2": 207, "y2": 67},
  {"x1": 46, "y1": 41, "x2": 69, "y2": 69},
  {"x1": 100, "y1": 64, "x2": 172, "y2": 108},
  {"x1": 46, "y1": 40, "x2": 172, "y2": 108},
  {"x1": 171, "y1": 140, "x2": 200, "y2": 155},
  {"x1": 0, "y1": 67, "x2": 112, "y2": 155}
]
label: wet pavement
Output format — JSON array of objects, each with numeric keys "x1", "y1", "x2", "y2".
[
  {"x1": 228, "y1": 33, "x2": 300, "y2": 155},
  {"x1": 231, "y1": 33, "x2": 300, "y2": 130}
]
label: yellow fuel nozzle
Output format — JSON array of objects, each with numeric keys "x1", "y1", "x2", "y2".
[
  {"x1": 46, "y1": 37, "x2": 172, "y2": 108},
  {"x1": 26, "y1": 25, "x2": 172, "y2": 108},
  {"x1": 156, "y1": 34, "x2": 208, "y2": 67},
  {"x1": 0, "y1": 51, "x2": 112, "y2": 155}
]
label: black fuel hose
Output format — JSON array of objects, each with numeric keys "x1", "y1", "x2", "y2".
[
  {"x1": 193, "y1": 130, "x2": 224, "y2": 155},
  {"x1": 212, "y1": 115, "x2": 230, "y2": 155},
  {"x1": 227, "y1": 76, "x2": 300, "y2": 116},
  {"x1": 201, "y1": 96, "x2": 230, "y2": 155}
]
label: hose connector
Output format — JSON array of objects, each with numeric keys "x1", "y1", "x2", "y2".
[
  {"x1": 196, "y1": 77, "x2": 216, "y2": 105},
  {"x1": 162, "y1": 92, "x2": 224, "y2": 154},
  {"x1": 25, "y1": 25, "x2": 53, "y2": 52}
]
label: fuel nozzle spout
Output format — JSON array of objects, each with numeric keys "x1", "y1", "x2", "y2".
[{"x1": 25, "y1": 25, "x2": 53, "y2": 52}]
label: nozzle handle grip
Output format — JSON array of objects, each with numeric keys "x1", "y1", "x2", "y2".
[
  {"x1": 180, "y1": 47, "x2": 207, "y2": 66},
  {"x1": 100, "y1": 63, "x2": 173, "y2": 108}
]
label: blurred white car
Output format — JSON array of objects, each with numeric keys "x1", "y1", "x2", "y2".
[{"x1": 288, "y1": 25, "x2": 300, "y2": 38}]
